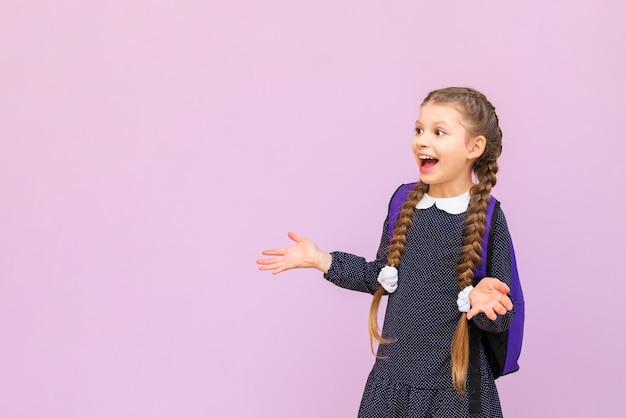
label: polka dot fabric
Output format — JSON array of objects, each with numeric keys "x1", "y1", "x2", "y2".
[{"x1": 324, "y1": 201, "x2": 514, "y2": 418}]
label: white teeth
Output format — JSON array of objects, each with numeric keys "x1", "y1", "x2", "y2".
[{"x1": 419, "y1": 155, "x2": 434, "y2": 160}]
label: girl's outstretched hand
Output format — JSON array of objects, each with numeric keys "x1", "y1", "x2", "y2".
[
  {"x1": 467, "y1": 277, "x2": 513, "y2": 320},
  {"x1": 256, "y1": 232, "x2": 332, "y2": 275}
]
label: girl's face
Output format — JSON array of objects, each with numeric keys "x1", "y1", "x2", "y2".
[{"x1": 412, "y1": 102, "x2": 485, "y2": 198}]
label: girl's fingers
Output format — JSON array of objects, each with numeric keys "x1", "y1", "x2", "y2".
[
  {"x1": 269, "y1": 262, "x2": 293, "y2": 275},
  {"x1": 258, "y1": 262, "x2": 286, "y2": 274},
  {"x1": 492, "y1": 280, "x2": 510, "y2": 294},
  {"x1": 258, "y1": 254, "x2": 287, "y2": 265},
  {"x1": 256, "y1": 258, "x2": 279, "y2": 266},
  {"x1": 468, "y1": 305, "x2": 496, "y2": 320},
  {"x1": 287, "y1": 231, "x2": 305, "y2": 243},
  {"x1": 466, "y1": 308, "x2": 478, "y2": 320},
  {"x1": 494, "y1": 304, "x2": 508, "y2": 316},
  {"x1": 257, "y1": 259, "x2": 279, "y2": 268},
  {"x1": 467, "y1": 301, "x2": 508, "y2": 321},
  {"x1": 261, "y1": 248, "x2": 285, "y2": 256}
]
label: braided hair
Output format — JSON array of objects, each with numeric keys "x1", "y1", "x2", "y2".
[{"x1": 367, "y1": 87, "x2": 503, "y2": 393}]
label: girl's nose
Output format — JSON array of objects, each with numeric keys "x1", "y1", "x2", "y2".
[{"x1": 413, "y1": 133, "x2": 430, "y2": 148}]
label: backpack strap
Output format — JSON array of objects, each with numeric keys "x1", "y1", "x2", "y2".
[
  {"x1": 479, "y1": 199, "x2": 524, "y2": 378},
  {"x1": 480, "y1": 201, "x2": 510, "y2": 380},
  {"x1": 387, "y1": 183, "x2": 417, "y2": 242},
  {"x1": 501, "y1": 235, "x2": 524, "y2": 375},
  {"x1": 469, "y1": 324, "x2": 483, "y2": 414}
]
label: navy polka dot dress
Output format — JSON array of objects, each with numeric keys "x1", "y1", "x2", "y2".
[{"x1": 324, "y1": 193, "x2": 515, "y2": 418}]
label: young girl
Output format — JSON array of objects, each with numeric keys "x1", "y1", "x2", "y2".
[{"x1": 257, "y1": 87, "x2": 516, "y2": 418}]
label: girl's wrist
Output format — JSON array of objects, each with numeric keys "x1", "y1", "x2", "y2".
[{"x1": 318, "y1": 251, "x2": 332, "y2": 274}]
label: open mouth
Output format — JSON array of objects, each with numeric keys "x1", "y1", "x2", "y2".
[{"x1": 419, "y1": 155, "x2": 439, "y2": 170}]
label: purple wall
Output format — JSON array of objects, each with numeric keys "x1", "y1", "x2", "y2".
[{"x1": 1, "y1": 1, "x2": 624, "y2": 417}]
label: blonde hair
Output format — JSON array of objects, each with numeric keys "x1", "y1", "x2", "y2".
[{"x1": 368, "y1": 87, "x2": 503, "y2": 393}]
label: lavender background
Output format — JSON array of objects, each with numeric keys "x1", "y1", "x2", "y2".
[{"x1": 1, "y1": 1, "x2": 624, "y2": 417}]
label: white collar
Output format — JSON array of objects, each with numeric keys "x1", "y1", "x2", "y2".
[{"x1": 416, "y1": 191, "x2": 470, "y2": 214}]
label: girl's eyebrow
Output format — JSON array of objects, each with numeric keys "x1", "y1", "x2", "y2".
[{"x1": 415, "y1": 120, "x2": 451, "y2": 127}]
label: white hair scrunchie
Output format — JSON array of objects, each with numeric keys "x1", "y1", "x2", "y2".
[
  {"x1": 457, "y1": 285, "x2": 474, "y2": 312},
  {"x1": 377, "y1": 265, "x2": 398, "y2": 293}
]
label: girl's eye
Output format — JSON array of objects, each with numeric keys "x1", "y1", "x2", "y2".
[
  {"x1": 435, "y1": 129, "x2": 445, "y2": 136},
  {"x1": 415, "y1": 127, "x2": 423, "y2": 134}
]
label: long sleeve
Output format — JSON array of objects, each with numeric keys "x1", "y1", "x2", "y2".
[
  {"x1": 323, "y1": 218, "x2": 390, "y2": 295},
  {"x1": 471, "y1": 206, "x2": 516, "y2": 333}
]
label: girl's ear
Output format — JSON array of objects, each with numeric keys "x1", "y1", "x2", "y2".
[{"x1": 467, "y1": 135, "x2": 486, "y2": 160}]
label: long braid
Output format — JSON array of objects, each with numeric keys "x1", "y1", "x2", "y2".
[
  {"x1": 368, "y1": 181, "x2": 429, "y2": 355},
  {"x1": 443, "y1": 87, "x2": 503, "y2": 393},
  {"x1": 450, "y1": 160, "x2": 498, "y2": 392}
]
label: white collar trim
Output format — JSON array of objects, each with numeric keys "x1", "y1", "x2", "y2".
[{"x1": 416, "y1": 191, "x2": 470, "y2": 214}]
